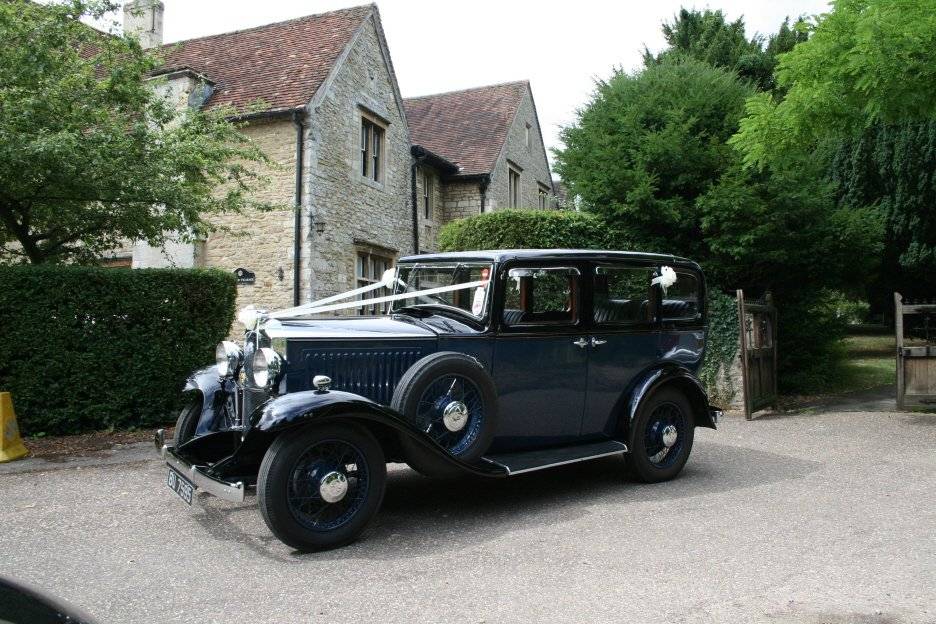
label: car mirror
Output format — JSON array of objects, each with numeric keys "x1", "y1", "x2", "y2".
[{"x1": 0, "y1": 577, "x2": 96, "y2": 624}]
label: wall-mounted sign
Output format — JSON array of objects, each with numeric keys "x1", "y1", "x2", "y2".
[{"x1": 234, "y1": 268, "x2": 255, "y2": 285}]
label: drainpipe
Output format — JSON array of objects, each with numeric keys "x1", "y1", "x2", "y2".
[
  {"x1": 292, "y1": 111, "x2": 304, "y2": 306},
  {"x1": 410, "y1": 155, "x2": 426, "y2": 254},
  {"x1": 479, "y1": 174, "x2": 491, "y2": 213}
]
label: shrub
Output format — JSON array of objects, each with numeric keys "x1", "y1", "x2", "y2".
[
  {"x1": 437, "y1": 209, "x2": 632, "y2": 252},
  {"x1": 0, "y1": 266, "x2": 236, "y2": 435}
]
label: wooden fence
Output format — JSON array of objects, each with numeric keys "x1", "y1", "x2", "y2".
[
  {"x1": 737, "y1": 290, "x2": 778, "y2": 420},
  {"x1": 895, "y1": 293, "x2": 936, "y2": 409}
]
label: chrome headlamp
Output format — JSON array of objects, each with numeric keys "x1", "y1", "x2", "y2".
[
  {"x1": 252, "y1": 347, "x2": 283, "y2": 388},
  {"x1": 215, "y1": 341, "x2": 244, "y2": 378}
]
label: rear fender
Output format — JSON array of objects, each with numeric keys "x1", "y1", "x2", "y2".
[
  {"x1": 220, "y1": 389, "x2": 506, "y2": 479},
  {"x1": 623, "y1": 366, "x2": 717, "y2": 440},
  {"x1": 183, "y1": 365, "x2": 237, "y2": 436}
]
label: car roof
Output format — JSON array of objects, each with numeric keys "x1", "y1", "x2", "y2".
[{"x1": 399, "y1": 249, "x2": 700, "y2": 269}]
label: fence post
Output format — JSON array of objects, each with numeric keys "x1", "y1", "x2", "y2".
[
  {"x1": 737, "y1": 289, "x2": 751, "y2": 420},
  {"x1": 895, "y1": 292, "x2": 904, "y2": 411}
]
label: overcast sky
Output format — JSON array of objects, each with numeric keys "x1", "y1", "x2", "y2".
[{"x1": 102, "y1": 0, "x2": 831, "y2": 171}]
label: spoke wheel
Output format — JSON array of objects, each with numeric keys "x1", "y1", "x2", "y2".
[
  {"x1": 414, "y1": 374, "x2": 485, "y2": 455},
  {"x1": 287, "y1": 440, "x2": 369, "y2": 532},
  {"x1": 626, "y1": 387, "x2": 695, "y2": 483},
  {"x1": 643, "y1": 402, "x2": 687, "y2": 469},
  {"x1": 258, "y1": 423, "x2": 386, "y2": 552}
]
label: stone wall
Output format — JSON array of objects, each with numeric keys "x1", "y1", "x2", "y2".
[
  {"x1": 487, "y1": 88, "x2": 554, "y2": 211},
  {"x1": 305, "y1": 16, "x2": 413, "y2": 302},
  {"x1": 201, "y1": 118, "x2": 298, "y2": 318},
  {"x1": 441, "y1": 180, "x2": 483, "y2": 223}
]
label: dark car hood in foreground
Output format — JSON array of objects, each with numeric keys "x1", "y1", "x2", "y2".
[{"x1": 262, "y1": 315, "x2": 437, "y2": 340}]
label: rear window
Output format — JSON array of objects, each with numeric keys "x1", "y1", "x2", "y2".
[
  {"x1": 593, "y1": 266, "x2": 653, "y2": 325},
  {"x1": 661, "y1": 271, "x2": 701, "y2": 323}
]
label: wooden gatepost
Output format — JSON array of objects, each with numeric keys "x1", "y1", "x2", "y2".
[
  {"x1": 737, "y1": 290, "x2": 778, "y2": 420},
  {"x1": 894, "y1": 293, "x2": 936, "y2": 410}
]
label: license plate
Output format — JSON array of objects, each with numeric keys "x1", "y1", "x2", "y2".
[{"x1": 166, "y1": 467, "x2": 195, "y2": 505}]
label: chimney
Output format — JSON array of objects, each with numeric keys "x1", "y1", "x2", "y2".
[{"x1": 123, "y1": 0, "x2": 164, "y2": 49}]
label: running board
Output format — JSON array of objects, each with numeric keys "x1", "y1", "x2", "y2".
[{"x1": 483, "y1": 440, "x2": 628, "y2": 476}]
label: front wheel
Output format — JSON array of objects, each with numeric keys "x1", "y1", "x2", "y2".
[
  {"x1": 257, "y1": 423, "x2": 386, "y2": 552},
  {"x1": 626, "y1": 387, "x2": 695, "y2": 483}
]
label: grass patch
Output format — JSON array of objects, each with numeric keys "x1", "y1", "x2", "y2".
[{"x1": 782, "y1": 332, "x2": 895, "y2": 397}]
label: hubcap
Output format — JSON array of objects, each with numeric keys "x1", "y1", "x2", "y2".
[
  {"x1": 442, "y1": 400, "x2": 469, "y2": 432},
  {"x1": 661, "y1": 424, "x2": 678, "y2": 448},
  {"x1": 318, "y1": 470, "x2": 349, "y2": 503}
]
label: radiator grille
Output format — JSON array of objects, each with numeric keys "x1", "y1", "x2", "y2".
[{"x1": 299, "y1": 348, "x2": 426, "y2": 405}]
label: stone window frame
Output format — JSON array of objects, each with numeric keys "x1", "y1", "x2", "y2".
[
  {"x1": 354, "y1": 242, "x2": 396, "y2": 316},
  {"x1": 507, "y1": 161, "x2": 522, "y2": 209},
  {"x1": 359, "y1": 108, "x2": 388, "y2": 188},
  {"x1": 421, "y1": 168, "x2": 433, "y2": 221},
  {"x1": 537, "y1": 182, "x2": 550, "y2": 209},
  {"x1": 525, "y1": 122, "x2": 532, "y2": 150}
]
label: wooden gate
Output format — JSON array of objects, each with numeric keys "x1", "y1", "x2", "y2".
[
  {"x1": 894, "y1": 293, "x2": 936, "y2": 409},
  {"x1": 737, "y1": 290, "x2": 778, "y2": 419}
]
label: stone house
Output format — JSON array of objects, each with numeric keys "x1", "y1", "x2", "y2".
[{"x1": 118, "y1": 1, "x2": 555, "y2": 315}]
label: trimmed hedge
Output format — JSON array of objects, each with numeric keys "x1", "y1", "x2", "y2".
[
  {"x1": 0, "y1": 266, "x2": 236, "y2": 435},
  {"x1": 437, "y1": 209, "x2": 633, "y2": 252}
]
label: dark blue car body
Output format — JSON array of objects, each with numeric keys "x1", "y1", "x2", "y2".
[{"x1": 159, "y1": 250, "x2": 720, "y2": 550}]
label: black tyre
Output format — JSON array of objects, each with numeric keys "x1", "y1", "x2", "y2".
[
  {"x1": 626, "y1": 387, "x2": 695, "y2": 483},
  {"x1": 391, "y1": 352, "x2": 498, "y2": 475},
  {"x1": 257, "y1": 422, "x2": 386, "y2": 552},
  {"x1": 173, "y1": 394, "x2": 201, "y2": 446}
]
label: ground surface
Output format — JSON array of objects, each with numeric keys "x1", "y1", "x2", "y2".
[{"x1": 1, "y1": 402, "x2": 934, "y2": 624}]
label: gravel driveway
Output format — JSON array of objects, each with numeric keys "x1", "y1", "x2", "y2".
[{"x1": 1, "y1": 406, "x2": 933, "y2": 623}]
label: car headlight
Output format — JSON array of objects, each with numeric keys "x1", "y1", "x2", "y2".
[
  {"x1": 252, "y1": 347, "x2": 283, "y2": 388},
  {"x1": 215, "y1": 341, "x2": 243, "y2": 378}
]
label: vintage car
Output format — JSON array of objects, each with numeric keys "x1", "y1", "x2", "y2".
[{"x1": 156, "y1": 249, "x2": 720, "y2": 551}]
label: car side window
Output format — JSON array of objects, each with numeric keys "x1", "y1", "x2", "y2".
[
  {"x1": 503, "y1": 267, "x2": 580, "y2": 326},
  {"x1": 593, "y1": 265, "x2": 654, "y2": 326},
  {"x1": 661, "y1": 271, "x2": 702, "y2": 323}
]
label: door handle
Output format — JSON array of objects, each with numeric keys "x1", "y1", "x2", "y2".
[
  {"x1": 573, "y1": 337, "x2": 589, "y2": 348},
  {"x1": 591, "y1": 337, "x2": 607, "y2": 347}
]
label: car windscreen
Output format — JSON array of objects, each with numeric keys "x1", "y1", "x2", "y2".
[{"x1": 391, "y1": 263, "x2": 493, "y2": 320}]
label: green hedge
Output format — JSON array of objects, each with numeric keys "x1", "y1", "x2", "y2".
[
  {"x1": 0, "y1": 266, "x2": 236, "y2": 435},
  {"x1": 438, "y1": 209, "x2": 632, "y2": 252}
]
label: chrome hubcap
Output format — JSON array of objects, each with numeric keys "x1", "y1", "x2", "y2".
[
  {"x1": 442, "y1": 400, "x2": 469, "y2": 432},
  {"x1": 319, "y1": 470, "x2": 349, "y2": 503},
  {"x1": 661, "y1": 424, "x2": 678, "y2": 448}
]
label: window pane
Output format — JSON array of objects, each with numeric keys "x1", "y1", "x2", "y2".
[
  {"x1": 361, "y1": 120, "x2": 370, "y2": 177},
  {"x1": 392, "y1": 263, "x2": 492, "y2": 318},
  {"x1": 503, "y1": 267, "x2": 578, "y2": 326},
  {"x1": 661, "y1": 271, "x2": 701, "y2": 322},
  {"x1": 594, "y1": 266, "x2": 653, "y2": 324},
  {"x1": 372, "y1": 128, "x2": 381, "y2": 181}
]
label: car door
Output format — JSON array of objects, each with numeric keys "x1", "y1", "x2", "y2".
[
  {"x1": 581, "y1": 261, "x2": 662, "y2": 438},
  {"x1": 489, "y1": 263, "x2": 588, "y2": 451}
]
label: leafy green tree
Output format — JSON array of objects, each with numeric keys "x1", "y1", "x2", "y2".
[
  {"x1": 731, "y1": 0, "x2": 936, "y2": 169},
  {"x1": 643, "y1": 9, "x2": 807, "y2": 92},
  {"x1": 0, "y1": 0, "x2": 272, "y2": 264}
]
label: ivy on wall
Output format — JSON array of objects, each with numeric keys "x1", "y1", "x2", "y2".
[{"x1": 700, "y1": 290, "x2": 741, "y2": 407}]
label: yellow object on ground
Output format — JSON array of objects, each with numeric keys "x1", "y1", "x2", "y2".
[{"x1": 0, "y1": 392, "x2": 28, "y2": 462}]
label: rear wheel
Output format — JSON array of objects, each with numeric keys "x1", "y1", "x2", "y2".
[
  {"x1": 626, "y1": 387, "x2": 695, "y2": 483},
  {"x1": 257, "y1": 423, "x2": 386, "y2": 552}
]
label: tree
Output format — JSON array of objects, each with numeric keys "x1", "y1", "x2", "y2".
[
  {"x1": 731, "y1": 0, "x2": 936, "y2": 169},
  {"x1": 554, "y1": 55, "x2": 882, "y2": 389},
  {"x1": 643, "y1": 9, "x2": 807, "y2": 92},
  {"x1": 0, "y1": 0, "x2": 272, "y2": 264}
]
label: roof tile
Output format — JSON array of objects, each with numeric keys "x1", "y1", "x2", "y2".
[
  {"x1": 404, "y1": 81, "x2": 528, "y2": 176},
  {"x1": 159, "y1": 5, "x2": 372, "y2": 113}
]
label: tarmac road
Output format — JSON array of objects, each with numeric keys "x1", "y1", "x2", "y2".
[{"x1": 0, "y1": 407, "x2": 933, "y2": 623}]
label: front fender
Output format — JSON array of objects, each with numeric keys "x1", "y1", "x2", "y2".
[
  {"x1": 183, "y1": 365, "x2": 237, "y2": 435},
  {"x1": 220, "y1": 389, "x2": 506, "y2": 479},
  {"x1": 626, "y1": 366, "x2": 718, "y2": 435}
]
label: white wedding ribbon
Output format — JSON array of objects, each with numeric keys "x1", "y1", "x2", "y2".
[{"x1": 268, "y1": 279, "x2": 489, "y2": 319}]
